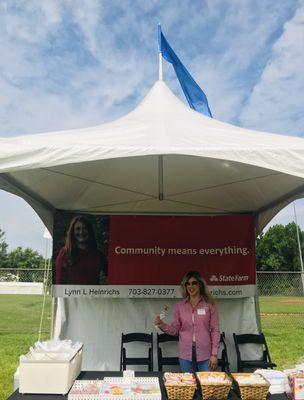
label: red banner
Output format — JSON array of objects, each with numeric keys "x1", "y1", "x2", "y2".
[{"x1": 108, "y1": 215, "x2": 255, "y2": 285}]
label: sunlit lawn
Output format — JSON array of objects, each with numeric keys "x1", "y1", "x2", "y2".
[
  {"x1": 0, "y1": 295, "x2": 303, "y2": 400},
  {"x1": 0, "y1": 295, "x2": 51, "y2": 400},
  {"x1": 259, "y1": 296, "x2": 304, "y2": 369}
]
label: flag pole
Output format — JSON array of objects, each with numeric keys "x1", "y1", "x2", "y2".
[
  {"x1": 158, "y1": 24, "x2": 163, "y2": 81},
  {"x1": 159, "y1": 53, "x2": 163, "y2": 81}
]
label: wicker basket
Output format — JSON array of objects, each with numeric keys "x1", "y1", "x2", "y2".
[
  {"x1": 164, "y1": 373, "x2": 196, "y2": 400},
  {"x1": 164, "y1": 384, "x2": 196, "y2": 400},
  {"x1": 232, "y1": 373, "x2": 270, "y2": 400},
  {"x1": 196, "y1": 372, "x2": 232, "y2": 400}
]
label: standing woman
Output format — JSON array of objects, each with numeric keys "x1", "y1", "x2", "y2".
[
  {"x1": 56, "y1": 216, "x2": 107, "y2": 284},
  {"x1": 155, "y1": 270, "x2": 220, "y2": 372}
]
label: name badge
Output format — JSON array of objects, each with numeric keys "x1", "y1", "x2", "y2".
[{"x1": 197, "y1": 308, "x2": 206, "y2": 315}]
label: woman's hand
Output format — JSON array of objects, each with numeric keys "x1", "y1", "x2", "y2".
[
  {"x1": 154, "y1": 315, "x2": 164, "y2": 326},
  {"x1": 208, "y1": 355, "x2": 218, "y2": 371}
]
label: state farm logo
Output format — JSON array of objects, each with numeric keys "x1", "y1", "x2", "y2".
[
  {"x1": 209, "y1": 274, "x2": 249, "y2": 283},
  {"x1": 219, "y1": 275, "x2": 249, "y2": 282}
]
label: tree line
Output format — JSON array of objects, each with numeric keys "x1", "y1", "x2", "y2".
[
  {"x1": 1, "y1": 222, "x2": 304, "y2": 271},
  {"x1": 256, "y1": 222, "x2": 304, "y2": 271},
  {"x1": 0, "y1": 228, "x2": 45, "y2": 269}
]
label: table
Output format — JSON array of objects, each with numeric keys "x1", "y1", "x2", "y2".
[{"x1": 8, "y1": 371, "x2": 289, "y2": 400}]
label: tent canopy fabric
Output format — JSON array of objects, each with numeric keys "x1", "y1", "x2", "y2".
[
  {"x1": 1, "y1": 80, "x2": 304, "y2": 234},
  {"x1": 2, "y1": 79, "x2": 301, "y2": 371}
]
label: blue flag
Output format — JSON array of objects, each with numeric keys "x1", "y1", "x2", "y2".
[{"x1": 158, "y1": 25, "x2": 212, "y2": 118}]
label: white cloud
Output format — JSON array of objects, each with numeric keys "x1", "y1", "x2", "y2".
[
  {"x1": 66, "y1": 0, "x2": 101, "y2": 57},
  {"x1": 0, "y1": 1, "x2": 159, "y2": 136},
  {"x1": 0, "y1": 0, "x2": 62, "y2": 43},
  {"x1": 239, "y1": 4, "x2": 304, "y2": 135},
  {"x1": 187, "y1": 1, "x2": 299, "y2": 123}
]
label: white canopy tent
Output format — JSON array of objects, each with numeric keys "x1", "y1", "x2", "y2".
[
  {"x1": 1, "y1": 80, "x2": 304, "y2": 370},
  {"x1": 1, "y1": 80, "x2": 304, "y2": 233}
]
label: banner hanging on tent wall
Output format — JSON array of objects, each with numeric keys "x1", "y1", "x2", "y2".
[{"x1": 52, "y1": 213, "x2": 256, "y2": 298}]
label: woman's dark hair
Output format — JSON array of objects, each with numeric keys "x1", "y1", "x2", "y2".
[
  {"x1": 63, "y1": 215, "x2": 97, "y2": 266},
  {"x1": 180, "y1": 270, "x2": 215, "y2": 304}
]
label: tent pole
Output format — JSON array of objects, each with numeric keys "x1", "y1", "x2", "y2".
[
  {"x1": 254, "y1": 292, "x2": 262, "y2": 333},
  {"x1": 50, "y1": 295, "x2": 57, "y2": 339},
  {"x1": 158, "y1": 156, "x2": 164, "y2": 200},
  {"x1": 38, "y1": 257, "x2": 51, "y2": 341},
  {"x1": 293, "y1": 201, "x2": 304, "y2": 293},
  {"x1": 254, "y1": 218, "x2": 262, "y2": 332}
]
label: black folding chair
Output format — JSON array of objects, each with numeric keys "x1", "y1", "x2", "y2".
[
  {"x1": 233, "y1": 332, "x2": 276, "y2": 372},
  {"x1": 156, "y1": 333, "x2": 179, "y2": 371},
  {"x1": 120, "y1": 332, "x2": 153, "y2": 371},
  {"x1": 217, "y1": 332, "x2": 230, "y2": 372}
]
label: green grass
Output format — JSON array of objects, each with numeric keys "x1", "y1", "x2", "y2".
[
  {"x1": 259, "y1": 296, "x2": 304, "y2": 314},
  {"x1": 0, "y1": 333, "x2": 49, "y2": 400},
  {"x1": 258, "y1": 296, "x2": 304, "y2": 369},
  {"x1": 0, "y1": 294, "x2": 51, "y2": 333},
  {"x1": 263, "y1": 328, "x2": 304, "y2": 370},
  {"x1": 259, "y1": 296, "x2": 304, "y2": 330},
  {"x1": 0, "y1": 295, "x2": 303, "y2": 400},
  {"x1": 0, "y1": 295, "x2": 51, "y2": 400}
]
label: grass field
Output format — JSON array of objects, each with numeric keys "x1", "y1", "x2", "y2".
[
  {"x1": 0, "y1": 295, "x2": 51, "y2": 400},
  {"x1": 260, "y1": 296, "x2": 304, "y2": 329},
  {"x1": 0, "y1": 295, "x2": 303, "y2": 400},
  {"x1": 258, "y1": 296, "x2": 304, "y2": 369}
]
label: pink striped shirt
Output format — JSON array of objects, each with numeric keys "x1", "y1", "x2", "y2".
[{"x1": 159, "y1": 297, "x2": 220, "y2": 361}]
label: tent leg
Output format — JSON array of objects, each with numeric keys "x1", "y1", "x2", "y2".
[
  {"x1": 254, "y1": 293, "x2": 262, "y2": 333},
  {"x1": 50, "y1": 295, "x2": 58, "y2": 339}
]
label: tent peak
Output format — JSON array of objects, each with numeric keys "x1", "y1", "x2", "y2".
[{"x1": 133, "y1": 79, "x2": 198, "y2": 117}]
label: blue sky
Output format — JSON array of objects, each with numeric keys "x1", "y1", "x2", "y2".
[{"x1": 0, "y1": 0, "x2": 304, "y2": 254}]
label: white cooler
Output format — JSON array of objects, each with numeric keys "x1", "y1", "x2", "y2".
[{"x1": 19, "y1": 346, "x2": 83, "y2": 394}]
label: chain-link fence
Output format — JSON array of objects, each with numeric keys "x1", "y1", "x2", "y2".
[
  {"x1": 0, "y1": 268, "x2": 52, "y2": 286},
  {"x1": 0, "y1": 269, "x2": 303, "y2": 333},
  {"x1": 257, "y1": 271, "x2": 304, "y2": 296},
  {"x1": 1, "y1": 268, "x2": 303, "y2": 294},
  {"x1": 257, "y1": 271, "x2": 304, "y2": 331}
]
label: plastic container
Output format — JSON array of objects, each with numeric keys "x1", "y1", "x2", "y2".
[{"x1": 19, "y1": 346, "x2": 83, "y2": 394}]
